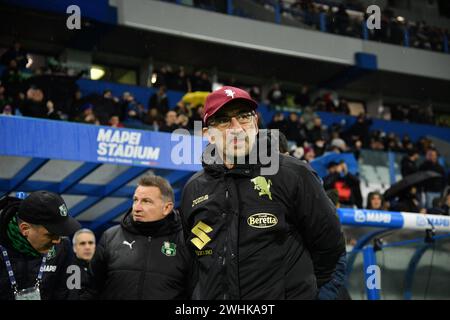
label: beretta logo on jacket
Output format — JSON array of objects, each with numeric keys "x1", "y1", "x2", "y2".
[{"x1": 247, "y1": 213, "x2": 278, "y2": 228}]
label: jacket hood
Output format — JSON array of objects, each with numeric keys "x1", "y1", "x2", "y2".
[{"x1": 0, "y1": 196, "x2": 22, "y2": 245}]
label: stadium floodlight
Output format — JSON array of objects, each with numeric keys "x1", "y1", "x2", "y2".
[
  {"x1": 90, "y1": 66, "x2": 105, "y2": 80},
  {"x1": 151, "y1": 72, "x2": 157, "y2": 84}
]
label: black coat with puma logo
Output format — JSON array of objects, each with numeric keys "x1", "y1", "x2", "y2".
[{"x1": 89, "y1": 209, "x2": 194, "y2": 300}]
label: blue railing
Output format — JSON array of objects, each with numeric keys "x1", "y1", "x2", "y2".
[{"x1": 339, "y1": 208, "x2": 450, "y2": 300}]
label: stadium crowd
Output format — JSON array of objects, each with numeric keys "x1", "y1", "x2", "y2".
[
  {"x1": 1, "y1": 45, "x2": 449, "y2": 215},
  {"x1": 184, "y1": 0, "x2": 450, "y2": 54}
]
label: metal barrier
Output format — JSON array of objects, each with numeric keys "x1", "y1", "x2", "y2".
[{"x1": 338, "y1": 208, "x2": 450, "y2": 300}]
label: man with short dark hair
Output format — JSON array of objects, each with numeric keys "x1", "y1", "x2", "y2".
[
  {"x1": 401, "y1": 148, "x2": 419, "y2": 178},
  {"x1": 0, "y1": 191, "x2": 81, "y2": 300},
  {"x1": 160, "y1": 110, "x2": 179, "y2": 133},
  {"x1": 89, "y1": 175, "x2": 194, "y2": 299},
  {"x1": 181, "y1": 86, "x2": 346, "y2": 300}
]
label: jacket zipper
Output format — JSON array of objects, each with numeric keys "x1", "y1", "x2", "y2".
[
  {"x1": 137, "y1": 236, "x2": 152, "y2": 299},
  {"x1": 222, "y1": 188, "x2": 229, "y2": 300}
]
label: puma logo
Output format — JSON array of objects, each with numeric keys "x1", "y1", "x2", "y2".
[{"x1": 123, "y1": 240, "x2": 135, "y2": 249}]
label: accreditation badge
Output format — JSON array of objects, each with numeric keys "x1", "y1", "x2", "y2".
[{"x1": 14, "y1": 287, "x2": 41, "y2": 300}]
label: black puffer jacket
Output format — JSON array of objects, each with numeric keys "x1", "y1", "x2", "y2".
[
  {"x1": 0, "y1": 196, "x2": 73, "y2": 300},
  {"x1": 66, "y1": 257, "x2": 95, "y2": 300},
  {"x1": 89, "y1": 209, "x2": 194, "y2": 300},
  {"x1": 181, "y1": 150, "x2": 346, "y2": 300}
]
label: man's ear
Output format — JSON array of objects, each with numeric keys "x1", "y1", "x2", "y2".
[
  {"x1": 203, "y1": 127, "x2": 215, "y2": 144},
  {"x1": 163, "y1": 201, "x2": 174, "y2": 217},
  {"x1": 18, "y1": 222, "x2": 31, "y2": 237}
]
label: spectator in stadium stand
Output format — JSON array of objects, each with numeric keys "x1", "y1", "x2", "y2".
[
  {"x1": 18, "y1": 86, "x2": 48, "y2": 119},
  {"x1": 108, "y1": 115, "x2": 124, "y2": 128},
  {"x1": 419, "y1": 148, "x2": 447, "y2": 208},
  {"x1": 0, "y1": 41, "x2": 28, "y2": 69},
  {"x1": 322, "y1": 93, "x2": 337, "y2": 112},
  {"x1": 74, "y1": 104, "x2": 100, "y2": 125},
  {"x1": 181, "y1": 86, "x2": 346, "y2": 299},
  {"x1": 390, "y1": 186, "x2": 425, "y2": 214},
  {"x1": 89, "y1": 175, "x2": 194, "y2": 300},
  {"x1": 93, "y1": 90, "x2": 120, "y2": 125},
  {"x1": 370, "y1": 137, "x2": 385, "y2": 151},
  {"x1": 266, "y1": 83, "x2": 286, "y2": 107},
  {"x1": 401, "y1": 135, "x2": 415, "y2": 152},
  {"x1": 148, "y1": 85, "x2": 169, "y2": 114},
  {"x1": 294, "y1": 85, "x2": 311, "y2": 108},
  {"x1": 323, "y1": 161, "x2": 363, "y2": 208},
  {"x1": 384, "y1": 132, "x2": 402, "y2": 152},
  {"x1": 121, "y1": 92, "x2": 145, "y2": 128},
  {"x1": 198, "y1": 71, "x2": 212, "y2": 92},
  {"x1": 162, "y1": 65, "x2": 177, "y2": 90},
  {"x1": 249, "y1": 86, "x2": 261, "y2": 102},
  {"x1": 174, "y1": 101, "x2": 191, "y2": 118},
  {"x1": 336, "y1": 99, "x2": 350, "y2": 115},
  {"x1": 401, "y1": 149, "x2": 420, "y2": 178},
  {"x1": 68, "y1": 89, "x2": 84, "y2": 121},
  {"x1": 1, "y1": 59, "x2": 24, "y2": 101},
  {"x1": 0, "y1": 83, "x2": 13, "y2": 113},
  {"x1": 160, "y1": 110, "x2": 179, "y2": 133},
  {"x1": 291, "y1": 146, "x2": 304, "y2": 160},
  {"x1": 45, "y1": 100, "x2": 61, "y2": 121},
  {"x1": 152, "y1": 65, "x2": 168, "y2": 88},
  {"x1": 416, "y1": 137, "x2": 433, "y2": 155},
  {"x1": 301, "y1": 106, "x2": 319, "y2": 131},
  {"x1": 302, "y1": 146, "x2": 316, "y2": 163},
  {"x1": 307, "y1": 116, "x2": 328, "y2": 143},
  {"x1": 313, "y1": 136, "x2": 327, "y2": 157},
  {"x1": 267, "y1": 112, "x2": 288, "y2": 134},
  {"x1": 171, "y1": 66, "x2": 191, "y2": 92},
  {"x1": 285, "y1": 112, "x2": 306, "y2": 146},
  {"x1": 177, "y1": 113, "x2": 190, "y2": 131},
  {"x1": 189, "y1": 105, "x2": 204, "y2": 129},
  {"x1": 330, "y1": 137, "x2": 348, "y2": 153},
  {"x1": 190, "y1": 71, "x2": 212, "y2": 92},
  {"x1": 345, "y1": 113, "x2": 373, "y2": 147},
  {"x1": 143, "y1": 107, "x2": 163, "y2": 131},
  {"x1": 366, "y1": 191, "x2": 387, "y2": 210},
  {"x1": 189, "y1": 70, "x2": 201, "y2": 92},
  {"x1": 1, "y1": 105, "x2": 13, "y2": 116},
  {"x1": 67, "y1": 229, "x2": 96, "y2": 300},
  {"x1": 350, "y1": 138, "x2": 363, "y2": 160}
]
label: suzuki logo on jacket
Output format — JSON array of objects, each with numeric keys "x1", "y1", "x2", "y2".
[{"x1": 191, "y1": 221, "x2": 213, "y2": 250}]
